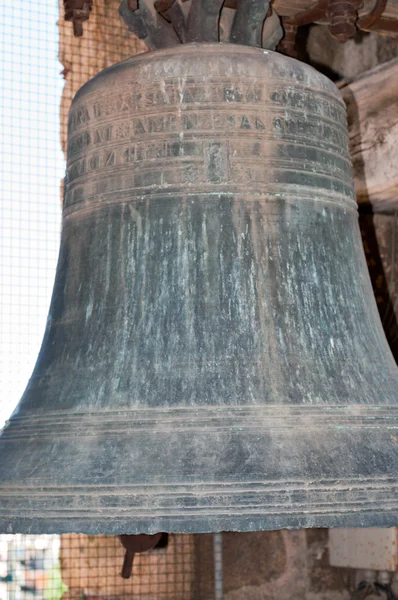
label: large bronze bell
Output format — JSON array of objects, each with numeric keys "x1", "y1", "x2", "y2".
[{"x1": 1, "y1": 44, "x2": 398, "y2": 535}]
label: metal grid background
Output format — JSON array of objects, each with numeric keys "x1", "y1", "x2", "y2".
[
  {"x1": 0, "y1": 533, "x2": 201, "y2": 600},
  {"x1": 0, "y1": 0, "x2": 63, "y2": 430}
]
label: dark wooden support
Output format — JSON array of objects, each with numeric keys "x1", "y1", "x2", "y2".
[{"x1": 339, "y1": 58, "x2": 398, "y2": 213}]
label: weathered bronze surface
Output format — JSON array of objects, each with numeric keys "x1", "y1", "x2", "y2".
[{"x1": 1, "y1": 44, "x2": 398, "y2": 534}]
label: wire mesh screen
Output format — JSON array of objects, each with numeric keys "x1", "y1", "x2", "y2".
[
  {"x1": 0, "y1": 0, "x2": 63, "y2": 428},
  {"x1": 0, "y1": 534, "x2": 199, "y2": 600},
  {"x1": 60, "y1": 534, "x2": 196, "y2": 600}
]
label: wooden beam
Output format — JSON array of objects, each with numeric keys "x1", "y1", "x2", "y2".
[{"x1": 339, "y1": 58, "x2": 398, "y2": 213}]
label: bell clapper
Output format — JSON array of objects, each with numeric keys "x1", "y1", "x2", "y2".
[
  {"x1": 119, "y1": 533, "x2": 166, "y2": 579},
  {"x1": 121, "y1": 548, "x2": 135, "y2": 579}
]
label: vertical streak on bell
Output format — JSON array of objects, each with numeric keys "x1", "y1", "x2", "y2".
[{"x1": 0, "y1": 44, "x2": 398, "y2": 535}]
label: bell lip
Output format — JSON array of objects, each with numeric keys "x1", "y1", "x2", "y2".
[
  {"x1": 2, "y1": 468, "x2": 398, "y2": 534},
  {"x1": 1, "y1": 510, "x2": 398, "y2": 535},
  {"x1": 71, "y1": 41, "x2": 342, "y2": 106}
]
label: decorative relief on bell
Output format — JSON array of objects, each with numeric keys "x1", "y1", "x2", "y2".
[{"x1": 64, "y1": 54, "x2": 354, "y2": 218}]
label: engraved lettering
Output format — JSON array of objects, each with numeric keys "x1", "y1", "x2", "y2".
[
  {"x1": 123, "y1": 147, "x2": 135, "y2": 163},
  {"x1": 63, "y1": 75, "x2": 348, "y2": 214},
  {"x1": 68, "y1": 158, "x2": 86, "y2": 182},
  {"x1": 69, "y1": 105, "x2": 90, "y2": 133},
  {"x1": 89, "y1": 154, "x2": 100, "y2": 170},
  {"x1": 94, "y1": 125, "x2": 113, "y2": 145},
  {"x1": 212, "y1": 114, "x2": 235, "y2": 129},
  {"x1": 145, "y1": 91, "x2": 154, "y2": 105},
  {"x1": 146, "y1": 142, "x2": 165, "y2": 159},
  {"x1": 151, "y1": 88, "x2": 176, "y2": 107},
  {"x1": 272, "y1": 116, "x2": 346, "y2": 148},
  {"x1": 181, "y1": 112, "x2": 271, "y2": 132},
  {"x1": 136, "y1": 146, "x2": 144, "y2": 161},
  {"x1": 119, "y1": 93, "x2": 134, "y2": 112},
  {"x1": 77, "y1": 107, "x2": 90, "y2": 126},
  {"x1": 148, "y1": 115, "x2": 176, "y2": 133},
  {"x1": 115, "y1": 122, "x2": 132, "y2": 140},
  {"x1": 223, "y1": 86, "x2": 260, "y2": 103},
  {"x1": 68, "y1": 131, "x2": 91, "y2": 156},
  {"x1": 87, "y1": 83, "x2": 268, "y2": 129},
  {"x1": 105, "y1": 150, "x2": 115, "y2": 166},
  {"x1": 245, "y1": 88, "x2": 261, "y2": 102},
  {"x1": 183, "y1": 114, "x2": 197, "y2": 130},
  {"x1": 181, "y1": 89, "x2": 194, "y2": 103},
  {"x1": 134, "y1": 119, "x2": 146, "y2": 135},
  {"x1": 93, "y1": 103, "x2": 102, "y2": 118},
  {"x1": 224, "y1": 87, "x2": 243, "y2": 102}
]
